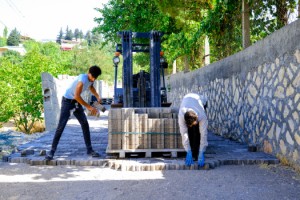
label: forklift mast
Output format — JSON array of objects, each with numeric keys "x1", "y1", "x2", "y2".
[{"x1": 114, "y1": 31, "x2": 164, "y2": 108}]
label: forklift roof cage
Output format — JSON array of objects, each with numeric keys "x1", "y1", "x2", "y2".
[{"x1": 116, "y1": 31, "x2": 163, "y2": 107}]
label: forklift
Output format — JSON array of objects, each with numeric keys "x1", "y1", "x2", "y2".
[{"x1": 111, "y1": 30, "x2": 170, "y2": 108}]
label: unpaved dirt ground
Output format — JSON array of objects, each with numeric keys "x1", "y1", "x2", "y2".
[{"x1": 0, "y1": 162, "x2": 299, "y2": 200}]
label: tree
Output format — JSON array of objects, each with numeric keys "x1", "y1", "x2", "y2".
[
  {"x1": 7, "y1": 28, "x2": 21, "y2": 46},
  {"x1": 250, "y1": 0, "x2": 297, "y2": 41},
  {"x1": 79, "y1": 30, "x2": 84, "y2": 39},
  {"x1": 0, "y1": 37, "x2": 6, "y2": 47},
  {"x1": 242, "y1": 0, "x2": 251, "y2": 48},
  {"x1": 94, "y1": 0, "x2": 180, "y2": 71},
  {"x1": 298, "y1": 0, "x2": 300, "y2": 18},
  {"x1": 0, "y1": 58, "x2": 18, "y2": 125},
  {"x1": 0, "y1": 40, "x2": 72, "y2": 133},
  {"x1": 85, "y1": 31, "x2": 92, "y2": 46},
  {"x1": 71, "y1": 43, "x2": 115, "y2": 82},
  {"x1": 94, "y1": 0, "x2": 175, "y2": 45},
  {"x1": 3, "y1": 27, "x2": 8, "y2": 38},
  {"x1": 74, "y1": 28, "x2": 80, "y2": 41},
  {"x1": 56, "y1": 28, "x2": 64, "y2": 44},
  {"x1": 2, "y1": 50, "x2": 22, "y2": 64},
  {"x1": 64, "y1": 26, "x2": 73, "y2": 40},
  {"x1": 91, "y1": 32, "x2": 102, "y2": 45},
  {"x1": 197, "y1": 0, "x2": 243, "y2": 61},
  {"x1": 154, "y1": 0, "x2": 213, "y2": 70}
]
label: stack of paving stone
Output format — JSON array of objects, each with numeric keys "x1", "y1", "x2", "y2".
[{"x1": 107, "y1": 108, "x2": 183, "y2": 152}]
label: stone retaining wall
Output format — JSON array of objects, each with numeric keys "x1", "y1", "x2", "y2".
[{"x1": 166, "y1": 20, "x2": 300, "y2": 167}]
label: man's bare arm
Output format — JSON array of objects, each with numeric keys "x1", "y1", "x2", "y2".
[{"x1": 89, "y1": 85, "x2": 102, "y2": 103}]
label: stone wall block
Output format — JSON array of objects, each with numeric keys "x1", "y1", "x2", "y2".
[{"x1": 294, "y1": 49, "x2": 300, "y2": 63}]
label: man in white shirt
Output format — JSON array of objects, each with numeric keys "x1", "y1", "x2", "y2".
[{"x1": 178, "y1": 93, "x2": 208, "y2": 167}]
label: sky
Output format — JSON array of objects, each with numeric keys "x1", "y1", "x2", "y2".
[{"x1": 0, "y1": 0, "x2": 109, "y2": 41}]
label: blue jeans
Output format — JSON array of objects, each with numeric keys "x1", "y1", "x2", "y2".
[{"x1": 50, "y1": 97, "x2": 93, "y2": 154}]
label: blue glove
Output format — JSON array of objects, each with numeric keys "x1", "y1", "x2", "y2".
[
  {"x1": 198, "y1": 151, "x2": 205, "y2": 167},
  {"x1": 185, "y1": 150, "x2": 194, "y2": 166}
]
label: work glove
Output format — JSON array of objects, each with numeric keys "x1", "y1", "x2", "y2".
[
  {"x1": 198, "y1": 151, "x2": 205, "y2": 167},
  {"x1": 185, "y1": 150, "x2": 194, "y2": 166}
]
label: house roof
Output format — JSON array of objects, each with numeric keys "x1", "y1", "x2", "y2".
[{"x1": 0, "y1": 45, "x2": 26, "y2": 55}]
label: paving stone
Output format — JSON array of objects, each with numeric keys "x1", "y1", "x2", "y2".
[{"x1": 4, "y1": 112, "x2": 280, "y2": 171}]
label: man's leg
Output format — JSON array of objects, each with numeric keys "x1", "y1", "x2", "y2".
[
  {"x1": 46, "y1": 98, "x2": 73, "y2": 160},
  {"x1": 187, "y1": 123, "x2": 201, "y2": 160},
  {"x1": 73, "y1": 104, "x2": 99, "y2": 157}
]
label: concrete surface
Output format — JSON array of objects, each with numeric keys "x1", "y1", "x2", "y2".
[{"x1": 0, "y1": 162, "x2": 299, "y2": 200}]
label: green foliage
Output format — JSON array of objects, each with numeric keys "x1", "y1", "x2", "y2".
[
  {"x1": 2, "y1": 50, "x2": 22, "y2": 63},
  {"x1": 56, "y1": 28, "x2": 64, "y2": 44},
  {"x1": 13, "y1": 51, "x2": 45, "y2": 133},
  {"x1": 70, "y1": 43, "x2": 116, "y2": 84},
  {"x1": 94, "y1": 0, "x2": 182, "y2": 70},
  {"x1": 0, "y1": 37, "x2": 115, "y2": 133},
  {"x1": 0, "y1": 58, "x2": 16, "y2": 124},
  {"x1": 94, "y1": 0, "x2": 214, "y2": 69},
  {"x1": 65, "y1": 26, "x2": 74, "y2": 40},
  {"x1": 94, "y1": 0, "x2": 298, "y2": 72},
  {"x1": 249, "y1": 0, "x2": 297, "y2": 42},
  {"x1": 3, "y1": 27, "x2": 8, "y2": 38},
  {"x1": 74, "y1": 28, "x2": 80, "y2": 41},
  {"x1": 0, "y1": 37, "x2": 6, "y2": 47},
  {"x1": 0, "y1": 40, "x2": 71, "y2": 133},
  {"x1": 200, "y1": 0, "x2": 242, "y2": 61},
  {"x1": 56, "y1": 27, "x2": 86, "y2": 44},
  {"x1": 7, "y1": 28, "x2": 21, "y2": 46},
  {"x1": 156, "y1": 0, "x2": 212, "y2": 26},
  {"x1": 94, "y1": 0, "x2": 174, "y2": 45}
]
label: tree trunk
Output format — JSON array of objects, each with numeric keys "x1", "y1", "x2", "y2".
[
  {"x1": 204, "y1": 35, "x2": 210, "y2": 65},
  {"x1": 172, "y1": 60, "x2": 177, "y2": 74},
  {"x1": 276, "y1": 0, "x2": 288, "y2": 27},
  {"x1": 184, "y1": 55, "x2": 189, "y2": 72},
  {"x1": 242, "y1": 0, "x2": 251, "y2": 48},
  {"x1": 298, "y1": 0, "x2": 300, "y2": 18}
]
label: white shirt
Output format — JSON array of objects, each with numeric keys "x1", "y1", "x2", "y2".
[{"x1": 178, "y1": 93, "x2": 208, "y2": 152}]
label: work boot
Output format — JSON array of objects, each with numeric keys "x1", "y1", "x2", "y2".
[{"x1": 45, "y1": 150, "x2": 55, "y2": 160}]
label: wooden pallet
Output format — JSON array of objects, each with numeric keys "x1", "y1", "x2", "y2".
[{"x1": 106, "y1": 148, "x2": 186, "y2": 158}]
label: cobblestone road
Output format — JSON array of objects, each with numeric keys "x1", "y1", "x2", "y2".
[{"x1": 3, "y1": 111, "x2": 279, "y2": 171}]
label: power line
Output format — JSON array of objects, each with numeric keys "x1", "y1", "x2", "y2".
[
  {"x1": 5, "y1": 0, "x2": 25, "y2": 18},
  {"x1": 1, "y1": 0, "x2": 30, "y2": 36},
  {"x1": 0, "y1": 19, "x2": 7, "y2": 27}
]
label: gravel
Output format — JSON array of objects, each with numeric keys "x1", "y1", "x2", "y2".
[{"x1": 0, "y1": 129, "x2": 47, "y2": 156}]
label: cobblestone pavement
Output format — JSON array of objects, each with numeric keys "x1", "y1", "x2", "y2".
[{"x1": 3, "y1": 112, "x2": 279, "y2": 171}]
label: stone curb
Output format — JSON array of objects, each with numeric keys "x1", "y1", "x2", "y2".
[{"x1": 2, "y1": 154, "x2": 279, "y2": 171}]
